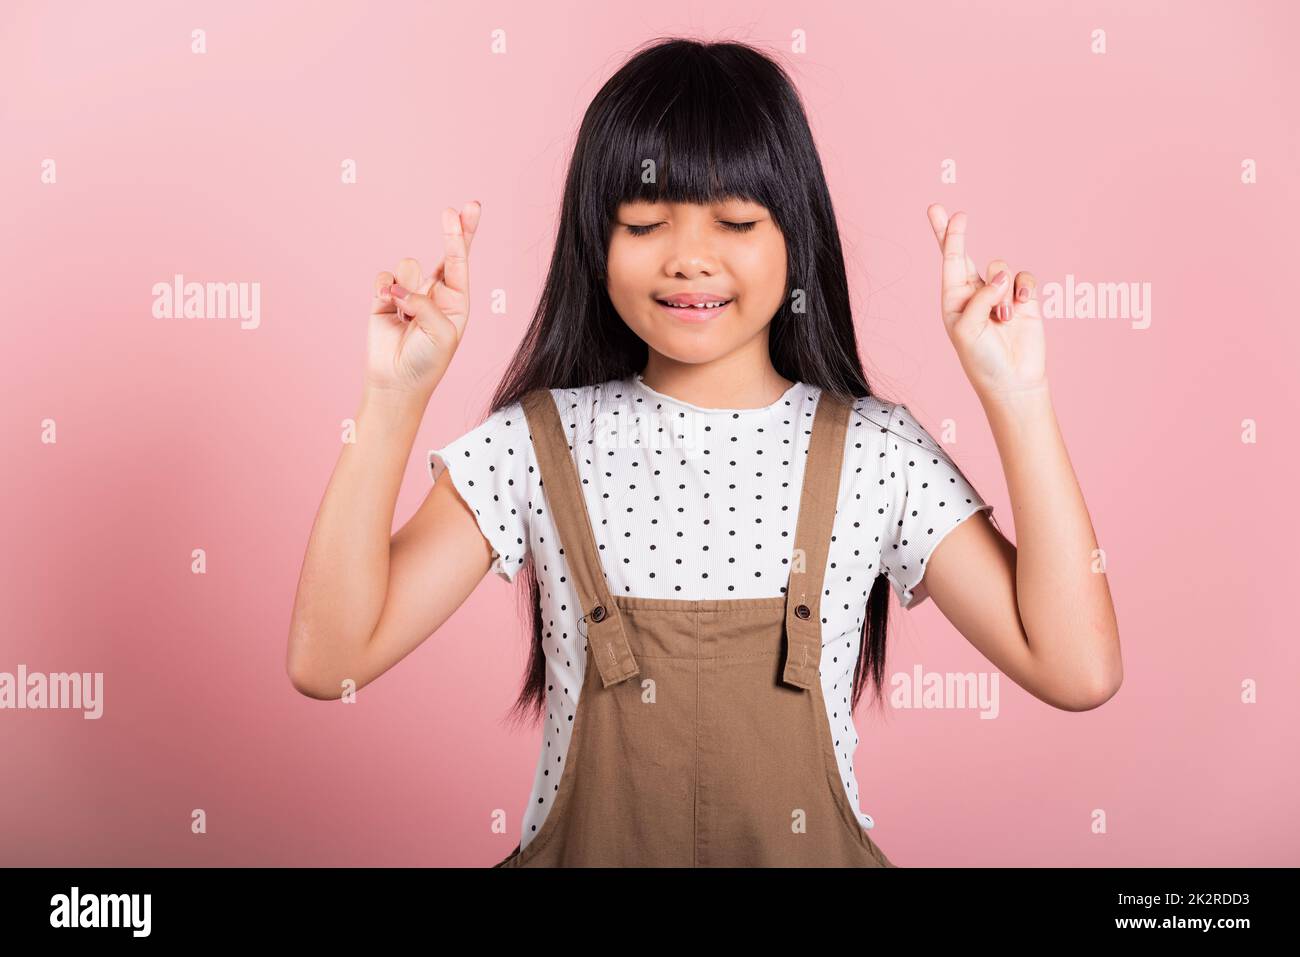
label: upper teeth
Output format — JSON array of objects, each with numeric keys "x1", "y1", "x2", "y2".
[{"x1": 665, "y1": 300, "x2": 728, "y2": 308}]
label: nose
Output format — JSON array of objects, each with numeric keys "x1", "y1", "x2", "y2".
[
  {"x1": 667, "y1": 259, "x2": 716, "y2": 279},
  {"x1": 663, "y1": 224, "x2": 720, "y2": 278}
]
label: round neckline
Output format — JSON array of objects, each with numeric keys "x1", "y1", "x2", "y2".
[{"x1": 630, "y1": 373, "x2": 805, "y2": 414}]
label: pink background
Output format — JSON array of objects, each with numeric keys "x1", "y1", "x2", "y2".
[{"x1": 2, "y1": 0, "x2": 1297, "y2": 866}]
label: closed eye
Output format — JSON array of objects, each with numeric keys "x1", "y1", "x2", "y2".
[{"x1": 622, "y1": 221, "x2": 759, "y2": 236}]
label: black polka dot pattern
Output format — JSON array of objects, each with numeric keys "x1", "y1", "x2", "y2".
[{"x1": 427, "y1": 375, "x2": 993, "y2": 850}]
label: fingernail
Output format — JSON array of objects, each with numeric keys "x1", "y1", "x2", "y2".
[
  {"x1": 994, "y1": 303, "x2": 1008, "y2": 321},
  {"x1": 389, "y1": 283, "x2": 409, "y2": 300},
  {"x1": 992, "y1": 270, "x2": 1008, "y2": 288},
  {"x1": 1016, "y1": 285, "x2": 1029, "y2": 302}
]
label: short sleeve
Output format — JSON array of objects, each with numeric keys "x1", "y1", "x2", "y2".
[
  {"x1": 879, "y1": 402, "x2": 994, "y2": 610},
  {"x1": 427, "y1": 401, "x2": 533, "y2": 583}
]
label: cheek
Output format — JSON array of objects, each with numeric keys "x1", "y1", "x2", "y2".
[
  {"x1": 605, "y1": 240, "x2": 650, "y2": 301},
  {"x1": 734, "y1": 236, "x2": 787, "y2": 311}
]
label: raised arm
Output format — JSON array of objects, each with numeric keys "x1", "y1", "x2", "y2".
[
  {"x1": 286, "y1": 202, "x2": 493, "y2": 699},
  {"x1": 913, "y1": 205, "x2": 1122, "y2": 713}
]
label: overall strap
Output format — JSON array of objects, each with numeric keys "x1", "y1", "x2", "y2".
[
  {"x1": 781, "y1": 390, "x2": 853, "y2": 691},
  {"x1": 520, "y1": 388, "x2": 640, "y2": 688}
]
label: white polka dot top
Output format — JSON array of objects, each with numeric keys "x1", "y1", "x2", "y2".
[{"x1": 428, "y1": 373, "x2": 993, "y2": 851}]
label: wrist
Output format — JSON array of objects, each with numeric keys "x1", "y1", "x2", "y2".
[
  {"x1": 977, "y1": 380, "x2": 1053, "y2": 411},
  {"x1": 359, "y1": 382, "x2": 434, "y2": 422},
  {"x1": 977, "y1": 381, "x2": 1056, "y2": 445}
]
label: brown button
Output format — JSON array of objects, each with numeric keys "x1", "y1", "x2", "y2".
[
  {"x1": 591, "y1": 605, "x2": 606, "y2": 622},
  {"x1": 795, "y1": 604, "x2": 811, "y2": 620}
]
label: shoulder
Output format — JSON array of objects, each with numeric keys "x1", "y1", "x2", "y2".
[
  {"x1": 839, "y1": 394, "x2": 952, "y2": 454},
  {"x1": 846, "y1": 393, "x2": 899, "y2": 428},
  {"x1": 437, "y1": 378, "x2": 622, "y2": 453},
  {"x1": 544, "y1": 378, "x2": 633, "y2": 414},
  {"x1": 427, "y1": 397, "x2": 534, "y2": 487},
  {"x1": 837, "y1": 393, "x2": 971, "y2": 497},
  {"x1": 840, "y1": 393, "x2": 900, "y2": 456},
  {"x1": 528, "y1": 379, "x2": 634, "y2": 451}
]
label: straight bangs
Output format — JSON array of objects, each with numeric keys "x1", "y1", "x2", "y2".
[{"x1": 572, "y1": 43, "x2": 809, "y2": 272}]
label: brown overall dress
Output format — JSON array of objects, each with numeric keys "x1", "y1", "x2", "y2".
[{"x1": 493, "y1": 385, "x2": 896, "y2": 868}]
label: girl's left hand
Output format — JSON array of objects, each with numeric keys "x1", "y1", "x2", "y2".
[{"x1": 926, "y1": 204, "x2": 1048, "y2": 401}]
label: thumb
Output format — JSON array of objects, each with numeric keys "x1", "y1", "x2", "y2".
[
  {"x1": 957, "y1": 270, "x2": 1009, "y2": 329},
  {"x1": 388, "y1": 283, "x2": 457, "y2": 349}
]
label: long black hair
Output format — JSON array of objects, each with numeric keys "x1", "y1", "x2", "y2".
[{"x1": 484, "y1": 37, "x2": 926, "y2": 729}]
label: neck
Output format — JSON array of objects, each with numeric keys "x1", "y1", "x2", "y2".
[{"x1": 637, "y1": 349, "x2": 795, "y2": 411}]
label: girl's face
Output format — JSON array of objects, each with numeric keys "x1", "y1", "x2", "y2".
[{"x1": 606, "y1": 198, "x2": 787, "y2": 366}]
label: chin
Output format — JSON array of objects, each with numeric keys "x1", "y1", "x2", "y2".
[{"x1": 645, "y1": 338, "x2": 739, "y2": 367}]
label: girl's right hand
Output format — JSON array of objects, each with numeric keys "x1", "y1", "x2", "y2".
[{"x1": 366, "y1": 201, "x2": 481, "y2": 396}]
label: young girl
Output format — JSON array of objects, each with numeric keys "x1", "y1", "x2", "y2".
[{"x1": 287, "y1": 38, "x2": 1122, "y2": 867}]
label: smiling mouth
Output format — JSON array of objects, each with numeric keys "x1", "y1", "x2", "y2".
[{"x1": 654, "y1": 298, "x2": 734, "y2": 310}]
